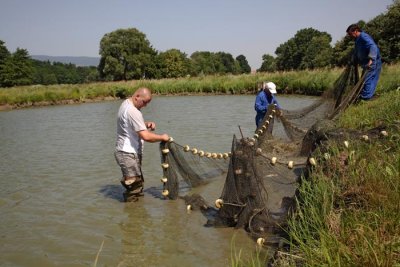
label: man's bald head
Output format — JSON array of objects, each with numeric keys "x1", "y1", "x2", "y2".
[{"x1": 132, "y1": 87, "x2": 152, "y2": 110}]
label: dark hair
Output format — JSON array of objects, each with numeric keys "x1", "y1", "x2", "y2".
[{"x1": 346, "y1": 24, "x2": 361, "y2": 33}]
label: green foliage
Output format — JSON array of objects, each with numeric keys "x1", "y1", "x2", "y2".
[
  {"x1": 364, "y1": 1, "x2": 400, "y2": 63},
  {"x1": 332, "y1": 35, "x2": 355, "y2": 67},
  {"x1": 0, "y1": 48, "x2": 34, "y2": 87},
  {"x1": 190, "y1": 51, "x2": 243, "y2": 76},
  {"x1": 31, "y1": 60, "x2": 99, "y2": 85},
  {"x1": 236, "y1": 55, "x2": 251, "y2": 74},
  {"x1": 301, "y1": 35, "x2": 333, "y2": 69},
  {"x1": 157, "y1": 49, "x2": 191, "y2": 78},
  {"x1": 0, "y1": 40, "x2": 101, "y2": 88},
  {"x1": 275, "y1": 28, "x2": 333, "y2": 71},
  {"x1": 215, "y1": 52, "x2": 240, "y2": 74},
  {"x1": 98, "y1": 28, "x2": 157, "y2": 81},
  {"x1": 190, "y1": 51, "x2": 217, "y2": 76},
  {"x1": 275, "y1": 39, "x2": 297, "y2": 71},
  {"x1": 114, "y1": 87, "x2": 130, "y2": 99},
  {"x1": 258, "y1": 54, "x2": 276, "y2": 73},
  {"x1": 0, "y1": 40, "x2": 10, "y2": 65}
]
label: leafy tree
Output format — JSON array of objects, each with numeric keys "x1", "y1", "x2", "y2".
[
  {"x1": 275, "y1": 28, "x2": 332, "y2": 70},
  {"x1": 365, "y1": 1, "x2": 400, "y2": 63},
  {"x1": 0, "y1": 48, "x2": 33, "y2": 87},
  {"x1": 98, "y1": 28, "x2": 157, "y2": 81},
  {"x1": 214, "y1": 52, "x2": 239, "y2": 74},
  {"x1": 143, "y1": 54, "x2": 162, "y2": 79},
  {"x1": 258, "y1": 54, "x2": 276, "y2": 72},
  {"x1": 32, "y1": 60, "x2": 58, "y2": 85},
  {"x1": 0, "y1": 40, "x2": 10, "y2": 65},
  {"x1": 301, "y1": 35, "x2": 333, "y2": 69},
  {"x1": 190, "y1": 51, "x2": 217, "y2": 76},
  {"x1": 31, "y1": 59, "x2": 99, "y2": 85},
  {"x1": 275, "y1": 39, "x2": 297, "y2": 70},
  {"x1": 236, "y1": 55, "x2": 251, "y2": 74},
  {"x1": 51, "y1": 62, "x2": 80, "y2": 84},
  {"x1": 158, "y1": 49, "x2": 190, "y2": 78},
  {"x1": 77, "y1": 66, "x2": 99, "y2": 83},
  {"x1": 332, "y1": 35, "x2": 355, "y2": 67},
  {"x1": 0, "y1": 40, "x2": 11, "y2": 87},
  {"x1": 190, "y1": 51, "x2": 242, "y2": 76}
]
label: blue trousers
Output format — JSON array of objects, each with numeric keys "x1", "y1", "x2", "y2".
[
  {"x1": 360, "y1": 59, "x2": 382, "y2": 100},
  {"x1": 255, "y1": 112, "x2": 265, "y2": 128}
]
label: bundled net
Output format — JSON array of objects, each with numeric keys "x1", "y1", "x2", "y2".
[{"x1": 158, "y1": 63, "x2": 368, "y2": 245}]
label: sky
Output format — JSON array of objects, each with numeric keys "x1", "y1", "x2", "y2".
[{"x1": 0, "y1": 0, "x2": 394, "y2": 70}]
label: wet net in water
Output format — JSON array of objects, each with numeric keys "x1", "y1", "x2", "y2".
[{"x1": 158, "y1": 64, "x2": 367, "y2": 245}]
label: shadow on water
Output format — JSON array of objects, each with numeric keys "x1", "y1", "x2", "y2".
[
  {"x1": 98, "y1": 184, "x2": 173, "y2": 202},
  {"x1": 99, "y1": 184, "x2": 125, "y2": 202},
  {"x1": 99, "y1": 183, "x2": 196, "y2": 202},
  {"x1": 144, "y1": 186, "x2": 165, "y2": 199},
  {"x1": 99, "y1": 184, "x2": 173, "y2": 201}
]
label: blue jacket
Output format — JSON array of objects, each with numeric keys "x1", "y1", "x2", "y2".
[
  {"x1": 254, "y1": 90, "x2": 280, "y2": 127},
  {"x1": 355, "y1": 31, "x2": 381, "y2": 69}
]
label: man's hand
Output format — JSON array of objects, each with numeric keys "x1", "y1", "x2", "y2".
[
  {"x1": 160, "y1": 134, "x2": 170, "y2": 142},
  {"x1": 367, "y1": 59, "x2": 373, "y2": 70}
]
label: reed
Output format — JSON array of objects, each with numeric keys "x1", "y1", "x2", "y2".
[{"x1": 2, "y1": 64, "x2": 399, "y2": 108}]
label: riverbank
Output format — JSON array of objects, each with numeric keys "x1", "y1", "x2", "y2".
[
  {"x1": 0, "y1": 96, "x2": 120, "y2": 111},
  {"x1": 273, "y1": 89, "x2": 400, "y2": 266},
  {"x1": 1, "y1": 64, "x2": 399, "y2": 111}
]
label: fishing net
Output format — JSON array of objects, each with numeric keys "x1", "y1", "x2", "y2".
[{"x1": 158, "y1": 63, "x2": 368, "y2": 245}]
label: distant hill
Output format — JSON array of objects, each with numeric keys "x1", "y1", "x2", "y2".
[{"x1": 31, "y1": 55, "x2": 100, "y2": 67}]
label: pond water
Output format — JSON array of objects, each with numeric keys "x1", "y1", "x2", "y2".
[{"x1": 0, "y1": 95, "x2": 317, "y2": 267}]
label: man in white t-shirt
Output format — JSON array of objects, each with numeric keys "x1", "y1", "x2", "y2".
[{"x1": 114, "y1": 87, "x2": 169, "y2": 202}]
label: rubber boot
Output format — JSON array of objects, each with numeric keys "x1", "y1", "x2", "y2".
[
  {"x1": 123, "y1": 190, "x2": 139, "y2": 202},
  {"x1": 121, "y1": 177, "x2": 144, "y2": 202}
]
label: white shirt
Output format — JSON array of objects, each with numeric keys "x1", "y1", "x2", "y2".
[{"x1": 115, "y1": 99, "x2": 147, "y2": 154}]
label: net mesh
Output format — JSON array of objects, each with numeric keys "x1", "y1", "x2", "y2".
[{"x1": 158, "y1": 64, "x2": 368, "y2": 245}]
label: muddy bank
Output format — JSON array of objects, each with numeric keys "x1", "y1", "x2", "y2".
[
  {"x1": 0, "y1": 96, "x2": 119, "y2": 111},
  {"x1": 0, "y1": 91, "x2": 254, "y2": 111}
]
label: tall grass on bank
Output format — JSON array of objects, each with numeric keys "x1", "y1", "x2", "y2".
[
  {"x1": 0, "y1": 70, "x2": 339, "y2": 106},
  {"x1": 1, "y1": 64, "x2": 399, "y2": 108},
  {"x1": 0, "y1": 67, "x2": 354, "y2": 107},
  {"x1": 286, "y1": 90, "x2": 400, "y2": 266}
]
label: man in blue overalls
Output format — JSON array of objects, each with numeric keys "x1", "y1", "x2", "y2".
[
  {"x1": 254, "y1": 81, "x2": 281, "y2": 128},
  {"x1": 346, "y1": 24, "x2": 382, "y2": 100}
]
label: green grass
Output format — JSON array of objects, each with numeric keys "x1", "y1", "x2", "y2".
[
  {"x1": 2, "y1": 64, "x2": 399, "y2": 108},
  {"x1": 1, "y1": 64, "x2": 399, "y2": 108},
  {"x1": 286, "y1": 90, "x2": 400, "y2": 266}
]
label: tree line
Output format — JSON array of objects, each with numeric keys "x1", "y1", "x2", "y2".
[
  {"x1": 259, "y1": 0, "x2": 399, "y2": 72},
  {"x1": 0, "y1": 43, "x2": 100, "y2": 87},
  {"x1": 0, "y1": 0, "x2": 398, "y2": 87}
]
